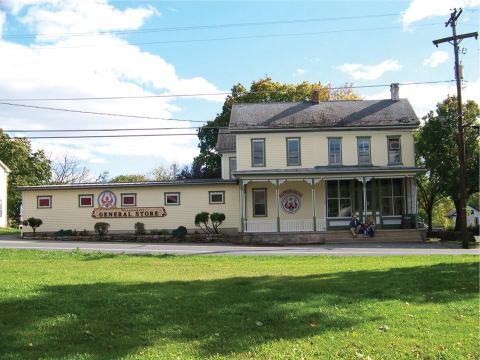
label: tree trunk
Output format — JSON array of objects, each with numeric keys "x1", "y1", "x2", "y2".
[
  {"x1": 426, "y1": 204, "x2": 433, "y2": 231},
  {"x1": 453, "y1": 198, "x2": 461, "y2": 231}
]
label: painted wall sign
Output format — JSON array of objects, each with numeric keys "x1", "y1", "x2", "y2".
[
  {"x1": 280, "y1": 189, "x2": 302, "y2": 214},
  {"x1": 98, "y1": 190, "x2": 117, "y2": 209},
  {"x1": 92, "y1": 207, "x2": 167, "y2": 218}
]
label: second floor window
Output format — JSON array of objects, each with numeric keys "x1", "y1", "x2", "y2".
[
  {"x1": 328, "y1": 138, "x2": 342, "y2": 165},
  {"x1": 286, "y1": 138, "x2": 301, "y2": 166},
  {"x1": 388, "y1": 137, "x2": 401, "y2": 164},
  {"x1": 229, "y1": 157, "x2": 237, "y2": 179},
  {"x1": 357, "y1": 137, "x2": 371, "y2": 164},
  {"x1": 251, "y1": 139, "x2": 265, "y2": 167}
]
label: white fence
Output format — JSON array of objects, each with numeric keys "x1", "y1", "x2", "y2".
[{"x1": 245, "y1": 218, "x2": 326, "y2": 233}]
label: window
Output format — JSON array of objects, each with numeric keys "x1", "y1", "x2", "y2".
[
  {"x1": 251, "y1": 139, "x2": 265, "y2": 167},
  {"x1": 164, "y1": 192, "x2": 180, "y2": 205},
  {"x1": 388, "y1": 137, "x2": 401, "y2": 164},
  {"x1": 121, "y1": 193, "x2": 136, "y2": 207},
  {"x1": 209, "y1": 191, "x2": 225, "y2": 204},
  {"x1": 357, "y1": 137, "x2": 371, "y2": 164},
  {"x1": 286, "y1": 137, "x2": 301, "y2": 166},
  {"x1": 229, "y1": 157, "x2": 237, "y2": 179},
  {"x1": 252, "y1": 188, "x2": 267, "y2": 217},
  {"x1": 327, "y1": 180, "x2": 351, "y2": 217},
  {"x1": 328, "y1": 138, "x2": 342, "y2": 165},
  {"x1": 381, "y1": 178, "x2": 404, "y2": 215},
  {"x1": 79, "y1": 194, "x2": 94, "y2": 207},
  {"x1": 37, "y1": 195, "x2": 52, "y2": 208}
]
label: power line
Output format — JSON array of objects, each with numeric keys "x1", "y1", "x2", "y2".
[
  {"x1": 0, "y1": 80, "x2": 456, "y2": 102},
  {"x1": 13, "y1": 133, "x2": 199, "y2": 139},
  {"x1": 30, "y1": 23, "x2": 444, "y2": 50},
  {"x1": 3, "y1": 13, "x2": 400, "y2": 39},
  {"x1": 3, "y1": 126, "x2": 227, "y2": 132},
  {"x1": 0, "y1": 102, "x2": 208, "y2": 123}
]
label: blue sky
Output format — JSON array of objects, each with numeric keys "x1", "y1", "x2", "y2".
[{"x1": 0, "y1": 0, "x2": 478, "y2": 178}]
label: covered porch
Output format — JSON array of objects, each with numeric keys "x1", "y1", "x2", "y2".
[{"x1": 238, "y1": 173, "x2": 419, "y2": 233}]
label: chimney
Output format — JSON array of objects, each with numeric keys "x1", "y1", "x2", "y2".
[
  {"x1": 312, "y1": 89, "x2": 320, "y2": 104},
  {"x1": 390, "y1": 83, "x2": 399, "y2": 101}
]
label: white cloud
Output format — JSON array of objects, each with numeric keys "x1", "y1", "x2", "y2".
[
  {"x1": 337, "y1": 59, "x2": 402, "y2": 80},
  {"x1": 294, "y1": 68, "x2": 306, "y2": 76},
  {"x1": 364, "y1": 81, "x2": 480, "y2": 117},
  {"x1": 423, "y1": 50, "x2": 449, "y2": 68},
  {"x1": 401, "y1": 0, "x2": 480, "y2": 27},
  {"x1": 0, "y1": 0, "x2": 224, "y2": 169}
]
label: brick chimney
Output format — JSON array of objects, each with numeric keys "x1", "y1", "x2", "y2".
[
  {"x1": 312, "y1": 89, "x2": 320, "y2": 104},
  {"x1": 390, "y1": 83, "x2": 399, "y2": 101}
]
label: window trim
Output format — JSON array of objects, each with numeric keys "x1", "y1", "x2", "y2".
[
  {"x1": 164, "y1": 192, "x2": 181, "y2": 205},
  {"x1": 387, "y1": 136, "x2": 402, "y2": 165},
  {"x1": 326, "y1": 180, "x2": 352, "y2": 218},
  {"x1": 78, "y1": 194, "x2": 94, "y2": 208},
  {"x1": 228, "y1": 157, "x2": 237, "y2": 180},
  {"x1": 251, "y1": 138, "x2": 266, "y2": 167},
  {"x1": 252, "y1": 188, "x2": 268, "y2": 217},
  {"x1": 356, "y1": 136, "x2": 372, "y2": 165},
  {"x1": 121, "y1": 193, "x2": 137, "y2": 207},
  {"x1": 37, "y1": 195, "x2": 52, "y2": 209},
  {"x1": 286, "y1": 137, "x2": 301, "y2": 166},
  {"x1": 209, "y1": 191, "x2": 225, "y2": 204},
  {"x1": 328, "y1": 137, "x2": 342, "y2": 166}
]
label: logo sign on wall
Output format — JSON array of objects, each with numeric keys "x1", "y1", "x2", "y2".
[
  {"x1": 280, "y1": 189, "x2": 302, "y2": 214},
  {"x1": 98, "y1": 190, "x2": 117, "y2": 209}
]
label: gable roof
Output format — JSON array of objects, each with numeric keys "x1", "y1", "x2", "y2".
[
  {"x1": 216, "y1": 128, "x2": 236, "y2": 152},
  {"x1": 229, "y1": 99, "x2": 419, "y2": 130}
]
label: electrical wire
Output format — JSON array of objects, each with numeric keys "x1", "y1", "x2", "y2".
[
  {"x1": 12, "y1": 133, "x2": 199, "y2": 139},
  {"x1": 0, "y1": 80, "x2": 456, "y2": 102},
  {"x1": 3, "y1": 126, "x2": 227, "y2": 133}
]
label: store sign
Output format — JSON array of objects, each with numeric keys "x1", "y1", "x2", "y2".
[
  {"x1": 92, "y1": 207, "x2": 167, "y2": 218},
  {"x1": 280, "y1": 189, "x2": 302, "y2": 214},
  {"x1": 98, "y1": 190, "x2": 117, "y2": 209}
]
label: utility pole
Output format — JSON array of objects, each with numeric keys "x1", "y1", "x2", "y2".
[{"x1": 433, "y1": 8, "x2": 478, "y2": 249}]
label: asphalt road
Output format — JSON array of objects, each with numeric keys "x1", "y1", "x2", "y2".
[{"x1": 0, "y1": 236, "x2": 478, "y2": 256}]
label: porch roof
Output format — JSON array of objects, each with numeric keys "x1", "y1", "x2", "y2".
[{"x1": 233, "y1": 165, "x2": 425, "y2": 178}]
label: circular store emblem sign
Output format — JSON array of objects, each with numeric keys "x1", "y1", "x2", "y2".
[
  {"x1": 98, "y1": 190, "x2": 117, "y2": 209},
  {"x1": 280, "y1": 190, "x2": 302, "y2": 214}
]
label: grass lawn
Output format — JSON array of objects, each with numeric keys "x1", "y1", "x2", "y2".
[
  {"x1": 0, "y1": 250, "x2": 478, "y2": 359},
  {"x1": 0, "y1": 227, "x2": 20, "y2": 235}
]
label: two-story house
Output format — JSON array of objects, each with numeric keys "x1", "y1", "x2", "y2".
[
  {"x1": 18, "y1": 84, "x2": 423, "y2": 241},
  {"x1": 217, "y1": 84, "x2": 423, "y2": 234}
]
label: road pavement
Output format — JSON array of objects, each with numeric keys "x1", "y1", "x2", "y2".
[{"x1": 0, "y1": 236, "x2": 478, "y2": 256}]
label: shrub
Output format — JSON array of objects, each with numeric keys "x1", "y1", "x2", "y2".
[
  {"x1": 53, "y1": 229, "x2": 73, "y2": 237},
  {"x1": 134, "y1": 222, "x2": 146, "y2": 235},
  {"x1": 172, "y1": 226, "x2": 187, "y2": 239},
  {"x1": 210, "y1": 213, "x2": 226, "y2": 234},
  {"x1": 151, "y1": 229, "x2": 170, "y2": 236},
  {"x1": 94, "y1": 222, "x2": 110, "y2": 236},
  {"x1": 194, "y1": 212, "x2": 226, "y2": 234},
  {"x1": 79, "y1": 229, "x2": 89, "y2": 236},
  {"x1": 22, "y1": 217, "x2": 43, "y2": 235},
  {"x1": 427, "y1": 230, "x2": 475, "y2": 242}
]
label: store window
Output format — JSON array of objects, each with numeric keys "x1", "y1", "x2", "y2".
[
  {"x1": 327, "y1": 180, "x2": 351, "y2": 217},
  {"x1": 79, "y1": 194, "x2": 94, "y2": 207}
]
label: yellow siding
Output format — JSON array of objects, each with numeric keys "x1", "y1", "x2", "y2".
[
  {"x1": 0, "y1": 170, "x2": 7, "y2": 227},
  {"x1": 221, "y1": 153, "x2": 236, "y2": 180},
  {"x1": 22, "y1": 184, "x2": 240, "y2": 233},
  {"x1": 236, "y1": 130, "x2": 415, "y2": 170}
]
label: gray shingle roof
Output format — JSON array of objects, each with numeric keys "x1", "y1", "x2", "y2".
[
  {"x1": 216, "y1": 128, "x2": 236, "y2": 152},
  {"x1": 229, "y1": 99, "x2": 419, "y2": 130}
]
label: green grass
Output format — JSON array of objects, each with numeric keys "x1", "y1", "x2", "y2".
[
  {"x1": 0, "y1": 227, "x2": 20, "y2": 235},
  {"x1": 0, "y1": 250, "x2": 478, "y2": 359}
]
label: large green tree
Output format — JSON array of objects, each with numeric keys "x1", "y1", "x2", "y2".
[
  {"x1": 0, "y1": 133, "x2": 51, "y2": 220},
  {"x1": 193, "y1": 77, "x2": 359, "y2": 178},
  {"x1": 416, "y1": 97, "x2": 479, "y2": 230}
]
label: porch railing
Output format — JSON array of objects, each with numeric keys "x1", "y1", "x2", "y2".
[
  {"x1": 280, "y1": 219, "x2": 313, "y2": 232},
  {"x1": 244, "y1": 220, "x2": 277, "y2": 233}
]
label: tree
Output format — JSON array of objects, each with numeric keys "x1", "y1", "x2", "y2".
[
  {"x1": 416, "y1": 97, "x2": 479, "y2": 230},
  {"x1": 150, "y1": 163, "x2": 175, "y2": 181},
  {"x1": 50, "y1": 153, "x2": 94, "y2": 184},
  {"x1": 417, "y1": 172, "x2": 444, "y2": 231},
  {"x1": 110, "y1": 174, "x2": 148, "y2": 183},
  {"x1": 95, "y1": 171, "x2": 110, "y2": 183},
  {"x1": 193, "y1": 77, "x2": 359, "y2": 178},
  {"x1": 22, "y1": 217, "x2": 42, "y2": 236},
  {"x1": 0, "y1": 133, "x2": 51, "y2": 220}
]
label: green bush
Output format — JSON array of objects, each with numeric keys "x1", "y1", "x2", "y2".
[
  {"x1": 134, "y1": 222, "x2": 146, "y2": 235},
  {"x1": 194, "y1": 212, "x2": 226, "y2": 234},
  {"x1": 22, "y1": 217, "x2": 43, "y2": 235},
  {"x1": 94, "y1": 222, "x2": 110, "y2": 236},
  {"x1": 151, "y1": 229, "x2": 170, "y2": 236},
  {"x1": 53, "y1": 229, "x2": 74, "y2": 237},
  {"x1": 172, "y1": 226, "x2": 187, "y2": 239}
]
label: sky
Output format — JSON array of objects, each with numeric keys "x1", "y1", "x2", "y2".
[{"x1": 0, "y1": 0, "x2": 478, "y2": 178}]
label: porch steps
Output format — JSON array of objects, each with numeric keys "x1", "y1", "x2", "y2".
[{"x1": 325, "y1": 229, "x2": 425, "y2": 244}]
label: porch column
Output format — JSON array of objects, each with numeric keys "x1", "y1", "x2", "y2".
[
  {"x1": 275, "y1": 179, "x2": 280, "y2": 232},
  {"x1": 239, "y1": 180, "x2": 245, "y2": 232},
  {"x1": 363, "y1": 178, "x2": 367, "y2": 222},
  {"x1": 311, "y1": 179, "x2": 317, "y2": 231}
]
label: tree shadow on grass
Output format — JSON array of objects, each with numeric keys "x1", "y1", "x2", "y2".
[{"x1": 0, "y1": 261, "x2": 477, "y2": 359}]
